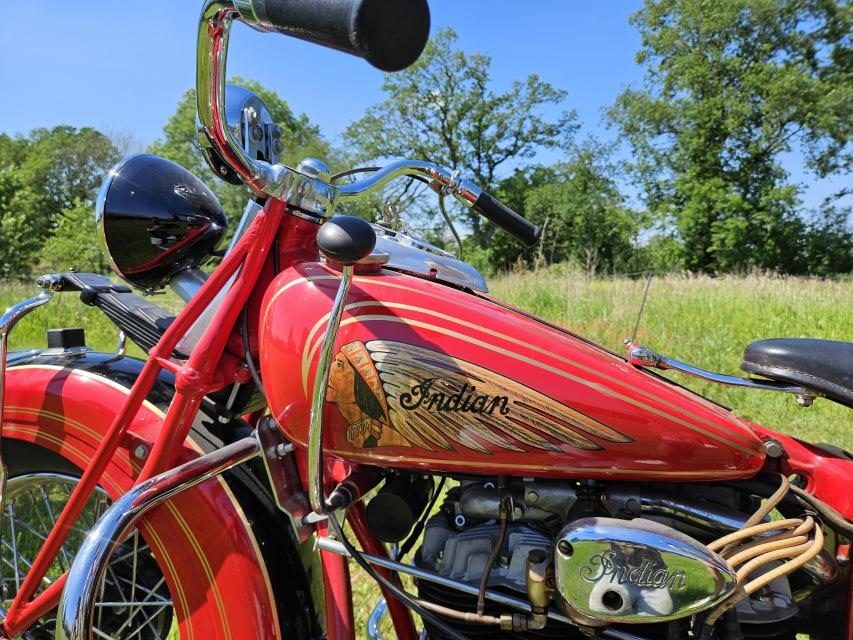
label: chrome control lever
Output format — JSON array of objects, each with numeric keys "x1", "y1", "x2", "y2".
[{"x1": 307, "y1": 217, "x2": 377, "y2": 515}]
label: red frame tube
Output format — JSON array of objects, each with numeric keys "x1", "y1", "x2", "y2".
[
  {"x1": 317, "y1": 522, "x2": 355, "y2": 640},
  {"x1": 348, "y1": 504, "x2": 417, "y2": 640},
  {"x1": 2, "y1": 200, "x2": 285, "y2": 636}
]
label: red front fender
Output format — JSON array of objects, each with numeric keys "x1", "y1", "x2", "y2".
[{"x1": 2, "y1": 361, "x2": 288, "y2": 639}]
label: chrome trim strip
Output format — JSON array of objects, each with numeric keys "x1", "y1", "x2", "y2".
[
  {"x1": 5, "y1": 349, "x2": 42, "y2": 367},
  {"x1": 315, "y1": 536, "x2": 570, "y2": 623},
  {"x1": 374, "y1": 231, "x2": 488, "y2": 292},
  {"x1": 628, "y1": 344, "x2": 817, "y2": 398},
  {"x1": 55, "y1": 435, "x2": 261, "y2": 640},
  {"x1": 314, "y1": 537, "x2": 649, "y2": 639},
  {"x1": 334, "y1": 159, "x2": 483, "y2": 211},
  {"x1": 169, "y1": 268, "x2": 209, "y2": 303},
  {"x1": 307, "y1": 265, "x2": 355, "y2": 514},
  {"x1": 96, "y1": 154, "x2": 140, "y2": 280},
  {"x1": 197, "y1": 1, "x2": 272, "y2": 191},
  {"x1": 367, "y1": 598, "x2": 388, "y2": 640}
]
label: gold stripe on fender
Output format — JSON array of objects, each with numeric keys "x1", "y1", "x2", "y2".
[
  {"x1": 3, "y1": 420, "x2": 128, "y2": 496},
  {"x1": 306, "y1": 314, "x2": 759, "y2": 456},
  {"x1": 140, "y1": 526, "x2": 193, "y2": 640},
  {"x1": 324, "y1": 448, "x2": 757, "y2": 477},
  {"x1": 4, "y1": 366, "x2": 240, "y2": 638},
  {"x1": 296, "y1": 295, "x2": 759, "y2": 449},
  {"x1": 2, "y1": 420, "x2": 198, "y2": 637}
]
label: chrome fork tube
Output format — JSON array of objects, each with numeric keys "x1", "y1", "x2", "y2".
[
  {"x1": 307, "y1": 265, "x2": 355, "y2": 515},
  {"x1": 54, "y1": 435, "x2": 261, "y2": 640},
  {"x1": 0, "y1": 283, "x2": 55, "y2": 536}
]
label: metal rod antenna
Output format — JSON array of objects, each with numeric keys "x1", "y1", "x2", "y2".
[{"x1": 629, "y1": 269, "x2": 654, "y2": 345}]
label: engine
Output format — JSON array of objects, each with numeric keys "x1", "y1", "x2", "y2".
[{"x1": 409, "y1": 477, "x2": 846, "y2": 640}]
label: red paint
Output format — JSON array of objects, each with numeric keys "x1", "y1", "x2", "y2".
[
  {"x1": 317, "y1": 522, "x2": 355, "y2": 640},
  {"x1": 260, "y1": 263, "x2": 765, "y2": 481},
  {"x1": 2, "y1": 365, "x2": 281, "y2": 639},
  {"x1": 748, "y1": 423, "x2": 853, "y2": 519},
  {"x1": 1, "y1": 202, "x2": 287, "y2": 635},
  {"x1": 348, "y1": 504, "x2": 418, "y2": 640}
]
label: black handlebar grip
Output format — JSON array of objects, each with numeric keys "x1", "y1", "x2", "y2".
[
  {"x1": 474, "y1": 191, "x2": 542, "y2": 247},
  {"x1": 239, "y1": 0, "x2": 430, "y2": 72}
]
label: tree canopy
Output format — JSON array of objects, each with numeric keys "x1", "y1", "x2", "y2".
[
  {"x1": 344, "y1": 28, "x2": 577, "y2": 246},
  {"x1": 488, "y1": 141, "x2": 640, "y2": 275},
  {"x1": 610, "y1": 0, "x2": 852, "y2": 273},
  {"x1": 0, "y1": 127, "x2": 119, "y2": 277},
  {"x1": 1, "y1": 6, "x2": 850, "y2": 281}
]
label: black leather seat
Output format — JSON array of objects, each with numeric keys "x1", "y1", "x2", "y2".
[{"x1": 741, "y1": 339, "x2": 853, "y2": 408}]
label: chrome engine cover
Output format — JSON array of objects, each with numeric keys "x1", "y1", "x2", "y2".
[{"x1": 555, "y1": 517, "x2": 737, "y2": 624}]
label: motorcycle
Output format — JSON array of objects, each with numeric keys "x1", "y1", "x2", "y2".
[{"x1": 1, "y1": 0, "x2": 850, "y2": 639}]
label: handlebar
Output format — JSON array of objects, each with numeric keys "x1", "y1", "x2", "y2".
[
  {"x1": 236, "y1": 0, "x2": 430, "y2": 72},
  {"x1": 195, "y1": 1, "x2": 540, "y2": 247},
  {"x1": 336, "y1": 160, "x2": 541, "y2": 246},
  {"x1": 473, "y1": 191, "x2": 541, "y2": 247}
]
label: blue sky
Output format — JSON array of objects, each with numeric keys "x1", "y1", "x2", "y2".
[
  {"x1": 0, "y1": 1, "x2": 844, "y2": 210},
  {"x1": 0, "y1": 2, "x2": 640, "y2": 151}
]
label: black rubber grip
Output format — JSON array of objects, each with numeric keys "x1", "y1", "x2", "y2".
[
  {"x1": 474, "y1": 191, "x2": 542, "y2": 247},
  {"x1": 242, "y1": 0, "x2": 430, "y2": 72}
]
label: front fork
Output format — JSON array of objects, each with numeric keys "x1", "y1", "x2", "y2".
[
  {"x1": 0, "y1": 199, "x2": 286, "y2": 637},
  {"x1": 49, "y1": 215, "x2": 414, "y2": 640}
]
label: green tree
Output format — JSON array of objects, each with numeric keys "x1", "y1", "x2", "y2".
[
  {"x1": 41, "y1": 199, "x2": 111, "y2": 273},
  {"x1": 801, "y1": 205, "x2": 853, "y2": 276},
  {"x1": 610, "y1": 0, "x2": 852, "y2": 273},
  {"x1": 344, "y1": 28, "x2": 576, "y2": 246},
  {"x1": 0, "y1": 128, "x2": 119, "y2": 278},
  {"x1": 490, "y1": 141, "x2": 639, "y2": 275},
  {"x1": 149, "y1": 78, "x2": 331, "y2": 221}
]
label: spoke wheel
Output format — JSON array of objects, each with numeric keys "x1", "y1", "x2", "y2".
[{"x1": 1, "y1": 472, "x2": 173, "y2": 640}]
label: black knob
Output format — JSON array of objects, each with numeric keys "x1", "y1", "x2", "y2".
[{"x1": 317, "y1": 216, "x2": 376, "y2": 266}]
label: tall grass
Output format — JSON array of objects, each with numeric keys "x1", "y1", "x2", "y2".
[
  {"x1": 5, "y1": 271, "x2": 849, "y2": 447},
  {"x1": 490, "y1": 266, "x2": 852, "y2": 449},
  {"x1": 1, "y1": 281, "x2": 176, "y2": 359}
]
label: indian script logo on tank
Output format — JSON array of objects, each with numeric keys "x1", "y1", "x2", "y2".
[
  {"x1": 579, "y1": 551, "x2": 688, "y2": 591},
  {"x1": 325, "y1": 340, "x2": 632, "y2": 451}
]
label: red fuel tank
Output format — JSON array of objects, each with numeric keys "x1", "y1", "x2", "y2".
[{"x1": 260, "y1": 263, "x2": 765, "y2": 481}]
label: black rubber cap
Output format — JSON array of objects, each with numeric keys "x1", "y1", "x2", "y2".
[
  {"x1": 317, "y1": 216, "x2": 376, "y2": 266},
  {"x1": 47, "y1": 328, "x2": 86, "y2": 349},
  {"x1": 248, "y1": 0, "x2": 430, "y2": 72}
]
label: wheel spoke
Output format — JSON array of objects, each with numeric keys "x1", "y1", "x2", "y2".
[
  {"x1": 38, "y1": 485, "x2": 73, "y2": 572},
  {"x1": 7, "y1": 501, "x2": 22, "y2": 592},
  {"x1": 1, "y1": 472, "x2": 173, "y2": 639}
]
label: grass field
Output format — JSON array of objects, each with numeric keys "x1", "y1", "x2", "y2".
[
  {"x1": 1, "y1": 269, "x2": 851, "y2": 638},
  {"x1": 490, "y1": 267, "x2": 852, "y2": 449}
]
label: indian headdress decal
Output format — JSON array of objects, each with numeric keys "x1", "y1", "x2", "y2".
[{"x1": 326, "y1": 340, "x2": 633, "y2": 452}]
